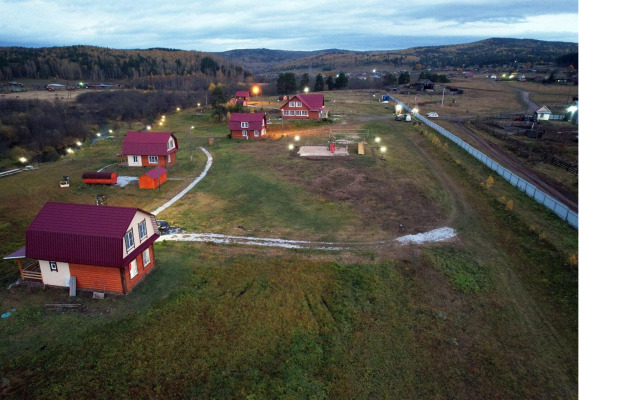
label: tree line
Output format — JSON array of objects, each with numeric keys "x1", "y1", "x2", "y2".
[
  {"x1": 0, "y1": 46, "x2": 248, "y2": 82},
  {"x1": 0, "y1": 90, "x2": 207, "y2": 167},
  {"x1": 276, "y1": 72, "x2": 349, "y2": 94}
]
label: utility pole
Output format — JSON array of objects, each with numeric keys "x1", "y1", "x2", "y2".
[
  {"x1": 441, "y1": 88, "x2": 445, "y2": 107},
  {"x1": 189, "y1": 125, "x2": 194, "y2": 161}
]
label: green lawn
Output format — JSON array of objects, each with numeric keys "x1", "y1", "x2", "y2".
[{"x1": 0, "y1": 91, "x2": 578, "y2": 399}]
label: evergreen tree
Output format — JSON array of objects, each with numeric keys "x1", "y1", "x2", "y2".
[
  {"x1": 325, "y1": 76, "x2": 334, "y2": 90},
  {"x1": 335, "y1": 72, "x2": 348, "y2": 89},
  {"x1": 276, "y1": 72, "x2": 297, "y2": 94},
  {"x1": 314, "y1": 73, "x2": 324, "y2": 91},
  {"x1": 398, "y1": 71, "x2": 411, "y2": 84},
  {"x1": 299, "y1": 73, "x2": 310, "y2": 91}
]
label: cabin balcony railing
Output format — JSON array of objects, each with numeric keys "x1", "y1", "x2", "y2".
[{"x1": 21, "y1": 260, "x2": 42, "y2": 282}]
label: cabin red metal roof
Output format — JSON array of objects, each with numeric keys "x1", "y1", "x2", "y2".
[
  {"x1": 281, "y1": 93, "x2": 325, "y2": 111},
  {"x1": 236, "y1": 91, "x2": 250, "y2": 98},
  {"x1": 121, "y1": 131, "x2": 178, "y2": 156},
  {"x1": 144, "y1": 166, "x2": 167, "y2": 179},
  {"x1": 25, "y1": 202, "x2": 158, "y2": 268},
  {"x1": 228, "y1": 113, "x2": 266, "y2": 131}
]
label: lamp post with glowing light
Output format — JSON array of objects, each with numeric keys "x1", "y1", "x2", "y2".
[
  {"x1": 303, "y1": 87, "x2": 309, "y2": 93},
  {"x1": 395, "y1": 104, "x2": 403, "y2": 115},
  {"x1": 189, "y1": 125, "x2": 195, "y2": 161},
  {"x1": 252, "y1": 85, "x2": 261, "y2": 109},
  {"x1": 380, "y1": 145, "x2": 387, "y2": 160},
  {"x1": 19, "y1": 156, "x2": 27, "y2": 164}
]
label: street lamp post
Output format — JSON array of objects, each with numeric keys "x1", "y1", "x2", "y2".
[{"x1": 189, "y1": 125, "x2": 194, "y2": 161}]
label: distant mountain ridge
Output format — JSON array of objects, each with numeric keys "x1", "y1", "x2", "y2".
[
  {"x1": 217, "y1": 38, "x2": 578, "y2": 72},
  {"x1": 218, "y1": 48, "x2": 354, "y2": 72}
]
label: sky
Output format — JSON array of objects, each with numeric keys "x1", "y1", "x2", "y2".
[{"x1": 0, "y1": 0, "x2": 578, "y2": 51}]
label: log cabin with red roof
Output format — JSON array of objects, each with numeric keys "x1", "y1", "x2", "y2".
[
  {"x1": 280, "y1": 93, "x2": 328, "y2": 119},
  {"x1": 120, "y1": 131, "x2": 178, "y2": 167},
  {"x1": 3, "y1": 202, "x2": 161, "y2": 295},
  {"x1": 229, "y1": 112, "x2": 267, "y2": 140}
]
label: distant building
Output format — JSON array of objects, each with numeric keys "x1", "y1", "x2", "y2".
[
  {"x1": 228, "y1": 112, "x2": 267, "y2": 139},
  {"x1": 235, "y1": 91, "x2": 250, "y2": 105},
  {"x1": 536, "y1": 106, "x2": 552, "y2": 121},
  {"x1": 410, "y1": 79, "x2": 434, "y2": 91},
  {"x1": 280, "y1": 94, "x2": 328, "y2": 119}
]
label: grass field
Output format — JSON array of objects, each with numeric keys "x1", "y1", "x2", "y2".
[{"x1": 0, "y1": 90, "x2": 578, "y2": 399}]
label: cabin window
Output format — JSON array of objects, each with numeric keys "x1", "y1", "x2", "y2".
[
  {"x1": 130, "y1": 259, "x2": 138, "y2": 279},
  {"x1": 167, "y1": 153, "x2": 171, "y2": 163},
  {"x1": 125, "y1": 230, "x2": 135, "y2": 251},
  {"x1": 289, "y1": 101, "x2": 302, "y2": 108},
  {"x1": 148, "y1": 156, "x2": 158, "y2": 164},
  {"x1": 283, "y1": 110, "x2": 294, "y2": 116},
  {"x1": 143, "y1": 249, "x2": 151, "y2": 266},
  {"x1": 49, "y1": 261, "x2": 58, "y2": 272},
  {"x1": 242, "y1": 130, "x2": 247, "y2": 137},
  {"x1": 167, "y1": 138, "x2": 174, "y2": 151},
  {"x1": 138, "y1": 220, "x2": 147, "y2": 240},
  {"x1": 254, "y1": 130, "x2": 259, "y2": 137},
  {"x1": 241, "y1": 122, "x2": 249, "y2": 128},
  {"x1": 132, "y1": 155, "x2": 138, "y2": 163}
]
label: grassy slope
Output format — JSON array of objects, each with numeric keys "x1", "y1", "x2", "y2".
[{"x1": 0, "y1": 92, "x2": 577, "y2": 399}]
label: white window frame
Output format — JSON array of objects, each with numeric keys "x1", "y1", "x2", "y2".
[
  {"x1": 242, "y1": 130, "x2": 247, "y2": 137},
  {"x1": 167, "y1": 138, "x2": 174, "y2": 151},
  {"x1": 143, "y1": 248, "x2": 151, "y2": 266},
  {"x1": 148, "y1": 155, "x2": 158, "y2": 164},
  {"x1": 289, "y1": 101, "x2": 302, "y2": 108},
  {"x1": 167, "y1": 153, "x2": 171, "y2": 163},
  {"x1": 125, "y1": 229, "x2": 135, "y2": 252},
  {"x1": 49, "y1": 261, "x2": 58, "y2": 272},
  {"x1": 240, "y1": 122, "x2": 249, "y2": 128},
  {"x1": 254, "y1": 130, "x2": 259, "y2": 137},
  {"x1": 138, "y1": 220, "x2": 147, "y2": 240},
  {"x1": 130, "y1": 259, "x2": 138, "y2": 279},
  {"x1": 132, "y1": 155, "x2": 138, "y2": 163}
]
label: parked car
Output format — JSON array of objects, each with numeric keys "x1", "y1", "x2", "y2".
[
  {"x1": 404, "y1": 113, "x2": 411, "y2": 122},
  {"x1": 426, "y1": 112, "x2": 439, "y2": 118},
  {"x1": 394, "y1": 114, "x2": 404, "y2": 121},
  {"x1": 157, "y1": 220, "x2": 170, "y2": 233}
]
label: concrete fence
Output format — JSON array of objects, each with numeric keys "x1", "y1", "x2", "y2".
[{"x1": 389, "y1": 94, "x2": 578, "y2": 229}]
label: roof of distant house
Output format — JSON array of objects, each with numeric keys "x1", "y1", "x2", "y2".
[
  {"x1": 236, "y1": 91, "x2": 250, "y2": 98},
  {"x1": 229, "y1": 112, "x2": 266, "y2": 131},
  {"x1": 536, "y1": 106, "x2": 552, "y2": 114},
  {"x1": 284, "y1": 93, "x2": 325, "y2": 111},
  {"x1": 121, "y1": 131, "x2": 178, "y2": 156},
  {"x1": 25, "y1": 202, "x2": 159, "y2": 268}
]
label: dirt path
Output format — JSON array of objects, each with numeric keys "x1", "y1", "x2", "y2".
[
  {"x1": 492, "y1": 81, "x2": 538, "y2": 113},
  {"x1": 152, "y1": 146, "x2": 213, "y2": 215},
  {"x1": 444, "y1": 120, "x2": 578, "y2": 212}
]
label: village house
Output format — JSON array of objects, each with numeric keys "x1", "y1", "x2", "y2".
[
  {"x1": 280, "y1": 93, "x2": 328, "y2": 120},
  {"x1": 3, "y1": 202, "x2": 161, "y2": 295},
  {"x1": 119, "y1": 131, "x2": 178, "y2": 167},
  {"x1": 229, "y1": 112, "x2": 267, "y2": 139},
  {"x1": 235, "y1": 91, "x2": 250, "y2": 106},
  {"x1": 410, "y1": 79, "x2": 435, "y2": 91},
  {"x1": 536, "y1": 106, "x2": 552, "y2": 121}
]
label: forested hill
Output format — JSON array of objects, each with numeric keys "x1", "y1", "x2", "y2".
[
  {"x1": 0, "y1": 46, "x2": 248, "y2": 82},
  {"x1": 218, "y1": 48, "x2": 352, "y2": 72},
  {"x1": 272, "y1": 38, "x2": 579, "y2": 71}
]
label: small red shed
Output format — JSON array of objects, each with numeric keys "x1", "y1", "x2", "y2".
[
  {"x1": 82, "y1": 171, "x2": 118, "y2": 185},
  {"x1": 139, "y1": 166, "x2": 167, "y2": 189}
]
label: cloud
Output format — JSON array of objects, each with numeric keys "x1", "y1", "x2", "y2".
[{"x1": 0, "y1": 0, "x2": 578, "y2": 51}]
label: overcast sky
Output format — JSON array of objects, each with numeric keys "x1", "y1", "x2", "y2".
[{"x1": 0, "y1": 0, "x2": 578, "y2": 51}]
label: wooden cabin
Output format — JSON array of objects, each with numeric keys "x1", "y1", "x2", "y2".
[
  {"x1": 228, "y1": 113, "x2": 267, "y2": 140},
  {"x1": 280, "y1": 94, "x2": 328, "y2": 119},
  {"x1": 120, "y1": 131, "x2": 178, "y2": 167},
  {"x1": 3, "y1": 202, "x2": 160, "y2": 295}
]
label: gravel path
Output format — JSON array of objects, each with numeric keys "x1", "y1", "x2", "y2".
[
  {"x1": 152, "y1": 146, "x2": 213, "y2": 215},
  {"x1": 157, "y1": 227, "x2": 456, "y2": 250}
]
